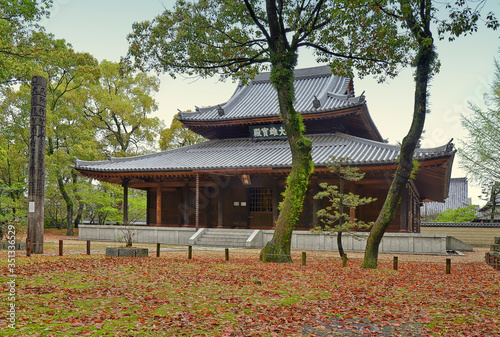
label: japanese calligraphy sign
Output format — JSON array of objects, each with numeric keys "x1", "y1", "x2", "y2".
[
  {"x1": 28, "y1": 75, "x2": 47, "y2": 254},
  {"x1": 250, "y1": 124, "x2": 287, "y2": 140}
]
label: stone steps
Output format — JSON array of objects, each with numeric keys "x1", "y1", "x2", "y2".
[{"x1": 191, "y1": 229, "x2": 257, "y2": 248}]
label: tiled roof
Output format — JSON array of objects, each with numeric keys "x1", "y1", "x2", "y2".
[
  {"x1": 421, "y1": 178, "x2": 470, "y2": 216},
  {"x1": 74, "y1": 133, "x2": 454, "y2": 173},
  {"x1": 178, "y1": 66, "x2": 362, "y2": 122}
]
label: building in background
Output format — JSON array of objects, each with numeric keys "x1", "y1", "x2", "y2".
[{"x1": 421, "y1": 177, "x2": 470, "y2": 220}]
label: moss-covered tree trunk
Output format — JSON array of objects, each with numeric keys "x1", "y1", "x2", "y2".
[
  {"x1": 362, "y1": 1, "x2": 436, "y2": 268},
  {"x1": 259, "y1": 0, "x2": 313, "y2": 262}
]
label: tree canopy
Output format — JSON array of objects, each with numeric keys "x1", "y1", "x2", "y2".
[
  {"x1": 459, "y1": 58, "x2": 500, "y2": 184},
  {"x1": 82, "y1": 60, "x2": 162, "y2": 156},
  {"x1": 0, "y1": 0, "x2": 53, "y2": 84},
  {"x1": 159, "y1": 114, "x2": 206, "y2": 151},
  {"x1": 126, "y1": 0, "x2": 410, "y2": 82}
]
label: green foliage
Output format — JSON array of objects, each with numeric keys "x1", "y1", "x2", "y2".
[
  {"x1": 0, "y1": 0, "x2": 53, "y2": 83},
  {"x1": 459, "y1": 58, "x2": 500, "y2": 184},
  {"x1": 82, "y1": 60, "x2": 162, "y2": 156},
  {"x1": 1, "y1": 34, "x2": 157, "y2": 234},
  {"x1": 78, "y1": 182, "x2": 122, "y2": 226},
  {"x1": 159, "y1": 114, "x2": 206, "y2": 150},
  {"x1": 433, "y1": 205, "x2": 477, "y2": 223},
  {"x1": 313, "y1": 159, "x2": 376, "y2": 235},
  {"x1": 126, "y1": 0, "x2": 411, "y2": 82}
]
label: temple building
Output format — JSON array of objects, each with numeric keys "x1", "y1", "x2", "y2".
[{"x1": 74, "y1": 65, "x2": 455, "y2": 233}]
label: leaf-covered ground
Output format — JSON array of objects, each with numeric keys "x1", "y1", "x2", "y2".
[{"x1": 1, "y1": 248, "x2": 499, "y2": 336}]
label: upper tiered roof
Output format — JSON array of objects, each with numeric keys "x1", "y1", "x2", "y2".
[{"x1": 178, "y1": 66, "x2": 383, "y2": 141}]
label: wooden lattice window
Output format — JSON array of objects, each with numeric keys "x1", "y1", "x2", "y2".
[{"x1": 250, "y1": 187, "x2": 273, "y2": 212}]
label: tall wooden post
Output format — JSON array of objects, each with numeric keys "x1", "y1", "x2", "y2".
[
  {"x1": 195, "y1": 173, "x2": 200, "y2": 230},
  {"x1": 28, "y1": 76, "x2": 47, "y2": 254},
  {"x1": 272, "y1": 180, "x2": 279, "y2": 226},
  {"x1": 122, "y1": 180, "x2": 129, "y2": 225},
  {"x1": 217, "y1": 188, "x2": 224, "y2": 228},
  {"x1": 312, "y1": 183, "x2": 319, "y2": 228}
]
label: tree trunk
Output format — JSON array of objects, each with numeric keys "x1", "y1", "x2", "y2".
[
  {"x1": 259, "y1": 2, "x2": 313, "y2": 262},
  {"x1": 259, "y1": 61, "x2": 314, "y2": 261},
  {"x1": 490, "y1": 184, "x2": 498, "y2": 223},
  {"x1": 362, "y1": 4, "x2": 436, "y2": 268},
  {"x1": 57, "y1": 175, "x2": 74, "y2": 236},
  {"x1": 337, "y1": 231, "x2": 345, "y2": 258},
  {"x1": 337, "y1": 176, "x2": 345, "y2": 258},
  {"x1": 74, "y1": 203, "x2": 83, "y2": 229}
]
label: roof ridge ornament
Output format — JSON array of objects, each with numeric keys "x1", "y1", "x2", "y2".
[
  {"x1": 312, "y1": 95, "x2": 321, "y2": 109},
  {"x1": 217, "y1": 105, "x2": 225, "y2": 117},
  {"x1": 446, "y1": 138, "x2": 454, "y2": 152},
  {"x1": 360, "y1": 91, "x2": 365, "y2": 101}
]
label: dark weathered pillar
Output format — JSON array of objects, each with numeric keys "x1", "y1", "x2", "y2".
[
  {"x1": 183, "y1": 183, "x2": 190, "y2": 226},
  {"x1": 217, "y1": 189, "x2": 224, "y2": 228},
  {"x1": 312, "y1": 182, "x2": 319, "y2": 229},
  {"x1": 272, "y1": 180, "x2": 279, "y2": 226},
  {"x1": 28, "y1": 76, "x2": 47, "y2": 254},
  {"x1": 195, "y1": 173, "x2": 200, "y2": 230},
  {"x1": 122, "y1": 180, "x2": 129, "y2": 225},
  {"x1": 400, "y1": 186, "x2": 409, "y2": 232}
]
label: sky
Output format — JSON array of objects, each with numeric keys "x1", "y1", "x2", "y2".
[{"x1": 40, "y1": 0, "x2": 500, "y2": 205}]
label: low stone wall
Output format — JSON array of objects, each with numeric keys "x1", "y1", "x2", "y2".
[
  {"x1": 421, "y1": 222, "x2": 500, "y2": 247},
  {"x1": 261, "y1": 230, "x2": 454, "y2": 255},
  {"x1": 79, "y1": 225, "x2": 473, "y2": 255},
  {"x1": 79, "y1": 225, "x2": 196, "y2": 245}
]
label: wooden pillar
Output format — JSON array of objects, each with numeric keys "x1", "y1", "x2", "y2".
[
  {"x1": 272, "y1": 180, "x2": 279, "y2": 227},
  {"x1": 183, "y1": 183, "x2": 190, "y2": 226},
  {"x1": 156, "y1": 184, "x2": 162, "y2": 225},
  {"x1": 122, "y1": 180, "x2": 129, "y2": 225},
  {"x1": 349, "y1": 208, "x2": 356, "y2": 220},
  {"x1": 196, "y1": 173, "x2": 200, "y2": 230},
  {"x1": 400, "y1": 186, "x2": 409, "y2": 232},
  {"x1": 217, "y1": 188, "x2": 224, "y2": 228},
  {"x1": 312, "y1": 181, "x2": 319, "y2": 229},
  {"x1": 146, "y1": 190, "x2": 151, "y2": 225}
]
